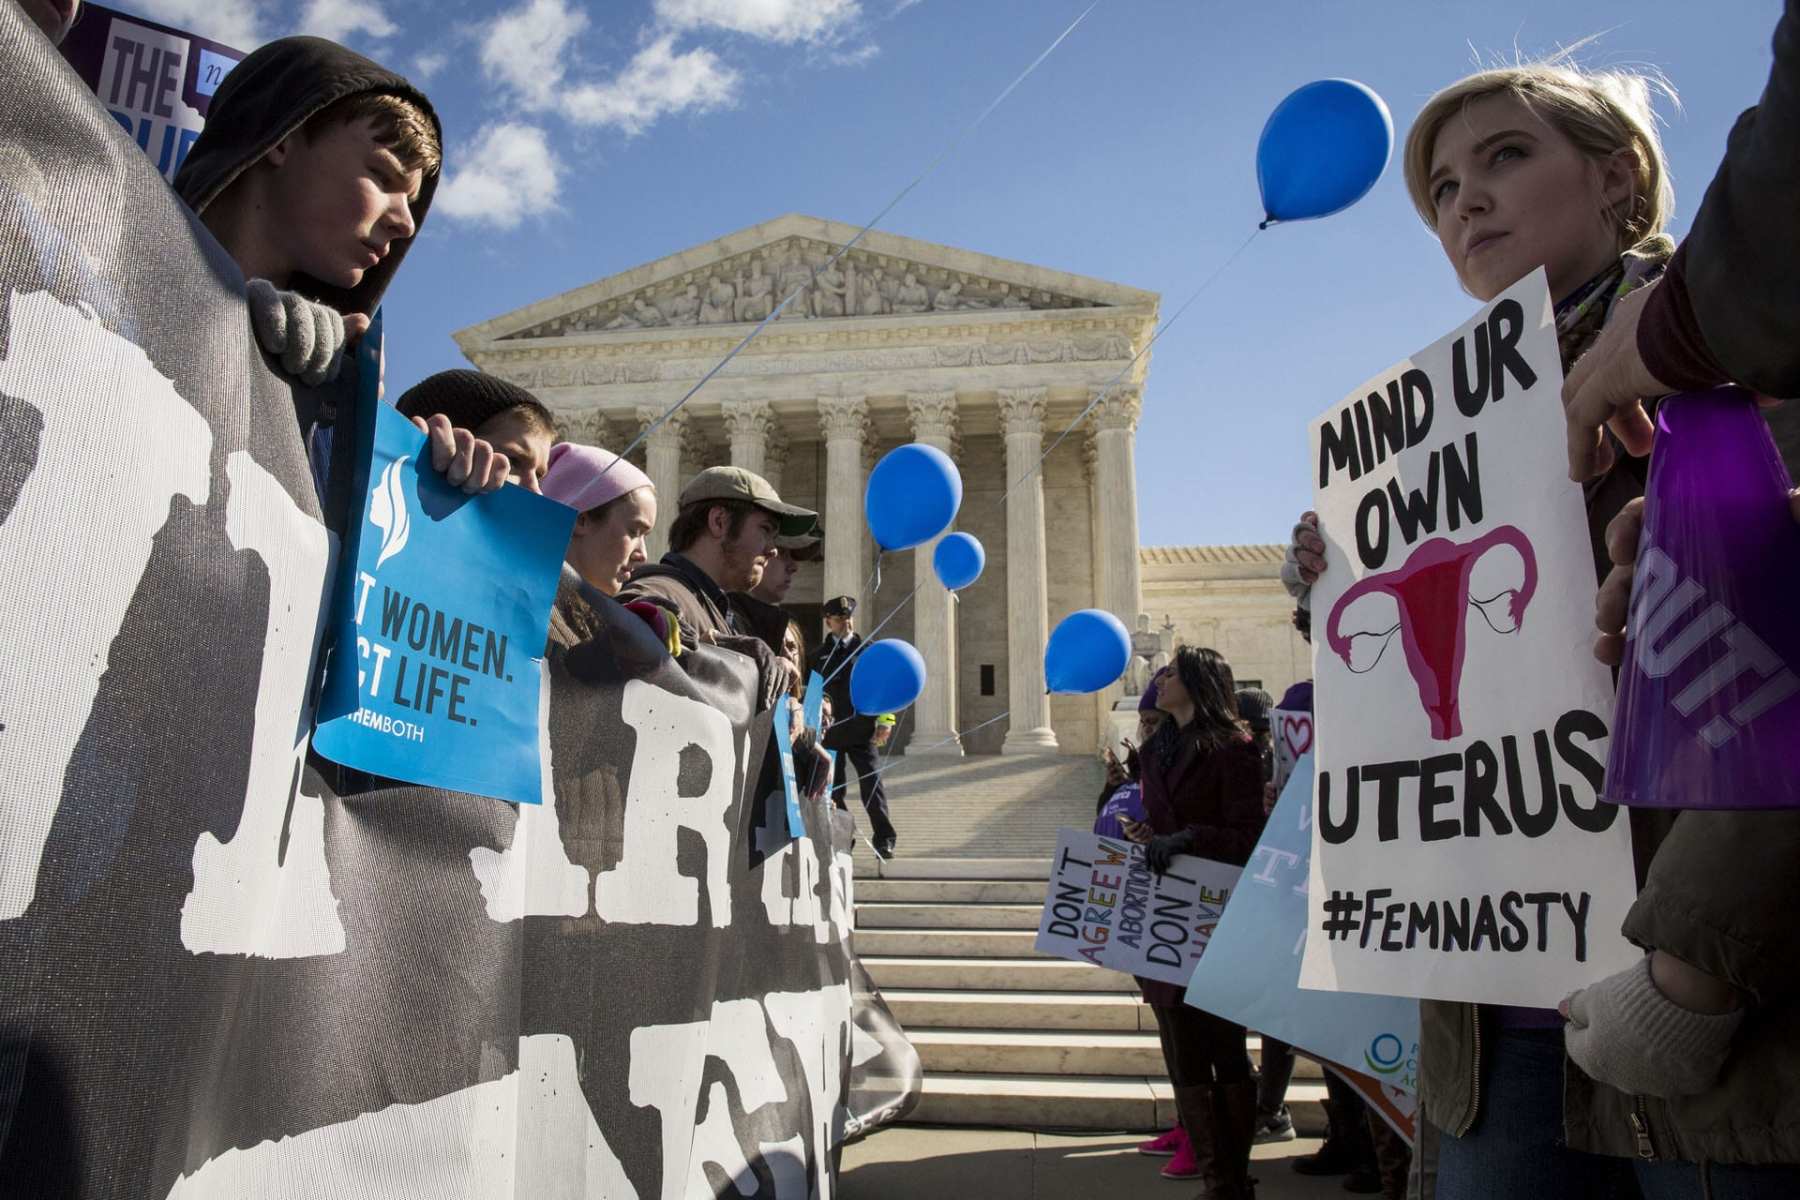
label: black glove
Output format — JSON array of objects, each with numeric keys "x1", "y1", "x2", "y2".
[{"x1": 1146, "y1": 828, "x2": 1196, "y2": 874}]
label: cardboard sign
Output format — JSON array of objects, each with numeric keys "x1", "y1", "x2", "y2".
[
  {"x1": 773, "y1": 696, "x2": 806, "y2": 836},
  {"x1": 1270, "y1": 706, "x2": 1314, "y2": 795},
  {"x1": 59, "y1": 3, "x2": 245, "y2": 181},
  {"x1": 803, "y1": 671, "x2": 826, "y2": 734},
  {"x1": 1186, "y1": 754, "x2": 1418, "y2": 1091},
  {"x1": 1299, "y1": 271, "x2": 1640, "y2": 1006},
  {"x1": 1035, "y1": 829, "x2": 1240, "y2": 986},
  {"x1": 313, "y1": 322, "x2": 576, "y2": 804}
]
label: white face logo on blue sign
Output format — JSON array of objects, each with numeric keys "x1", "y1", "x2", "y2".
[{"x1": 370, "y1": 456, "x2": 413, "y2": 568}]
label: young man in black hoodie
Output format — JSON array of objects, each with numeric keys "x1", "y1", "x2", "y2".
[{"x1": 173, "y1": 37, "x2": 513, "y2": 500}]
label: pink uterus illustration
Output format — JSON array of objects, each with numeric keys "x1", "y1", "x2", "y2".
[{"x1": 1325, "y1": 526, "x2": 1538, "y2": 740}]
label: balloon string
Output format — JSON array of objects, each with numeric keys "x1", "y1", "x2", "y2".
[
  {"x1": 997, "y1": 225, "x2": 1263, "y2": 507},
  {"x1": 852, "y1": 709, "x2": 1012, "y2": 785},
  {"x1": 603, "y1": 1, "x2": 1104, "y2": 478},
  {"x1": 820, "y1": 582, "x2": 922, "y2": 689}
]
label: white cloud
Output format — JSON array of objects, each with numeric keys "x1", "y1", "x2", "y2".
[
  {"x1": 654, "y1": 0, "x2": 861, "y2": 44},
  {"x1": 412, "y1": 51, "x2": 449, "y2": 82},
  {"x1": 129, "y1": 0, "x2": 269, "y2": 48},
  {"x1": 479, "y1": 0, "x2": 589, "y2": 110},
  {"x1": 297, "y1": 0, "x2": 398, "y2": 42},
  {"x1": 562, "y1": 35, "x2": 739, "y2": 135},
  {"x1": 434, "y1": 122, "x2": 562, "y2": 230},
  {"x1": 475, "y1": 0, "x2": 741, "y2": 136}
]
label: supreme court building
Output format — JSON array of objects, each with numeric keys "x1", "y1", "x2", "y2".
[{"x1": 456, "y1": 215, "x2": 1302, "y2": 756}]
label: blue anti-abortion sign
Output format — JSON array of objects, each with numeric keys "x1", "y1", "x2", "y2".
[
  {"x1": 313, "y1": 325, "x2": 575, "y2": 804},
  {"x1": 1185, "y1": 753, "x2": 1419, "y2": 1091}
]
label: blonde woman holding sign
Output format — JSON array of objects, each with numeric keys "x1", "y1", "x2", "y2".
[{"x1": 1283, "y1": 56, "x2": 1800, "y2": 1200}]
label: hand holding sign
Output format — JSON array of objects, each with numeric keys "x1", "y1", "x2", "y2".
[
  {"x1": 410, "y1": 413, "x2": 514, "y2": 495},
  {"x1": 313, "y1": 320, "x2": 575, "y2": 805},
  {"x1": 1036, "y1": 829, "x2": 1241, "y2": 986}
]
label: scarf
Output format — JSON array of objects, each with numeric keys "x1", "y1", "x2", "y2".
[
  {"x1": 1556, "y1": 240, "x2": 1673, "y2": 511},
  {"x1": 1554, "y1": 240, "x2": 1673, "y2": 372}
]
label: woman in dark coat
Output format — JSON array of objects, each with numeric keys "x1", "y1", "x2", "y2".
[{"x1": 1120, "y1": 646, "x2": 1267, "y2": 1200}]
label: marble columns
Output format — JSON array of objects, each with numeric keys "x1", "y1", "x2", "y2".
[
  {"x1": 998, "y1": 387, "x2": 1058, "y2": 754},
  {"x1": 1089, "y1": 387, "x2": 1144, "y2": 640},
  {"x1": 721, "y1": 399, "x2": 773, "y2": 479},
  {"x1": 817, "y1": 396, "x2": 871, "y2": 604},
  {"x1": 907, "y1": 391, "x2": 961, "y2": 755},
  {"x1": 637, "y1": 405, "x2": 688, "y2": 561},
  {"x1": 762, "y1": 428, "x2": 790, "y2": 495}
]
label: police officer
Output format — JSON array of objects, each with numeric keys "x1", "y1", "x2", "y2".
[{"x1": 813, "y1": 595, "x2": 897, "y2": 858}]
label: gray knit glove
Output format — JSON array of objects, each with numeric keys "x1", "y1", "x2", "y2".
[
  {"x1": 1280, "y1": 513, "x2": 1322, "y2": 605},
  {"x1": 247, "y1": 278, "x2": 347, "y2": 386},
  {"x1": 1563, "y1": 956, "x2": 1744, "y2": 1099}
]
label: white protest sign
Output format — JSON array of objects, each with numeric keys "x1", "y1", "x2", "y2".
[
  {"x1": 1300, "y1": 270, "x2": 1639, "y2": 1007},
  {"x1": 1035, "y1": 829, "x2": 1241, "y2": 986},
  {"x1": 1270, "y1": 706, "x2": 1313, "y2": 795}
]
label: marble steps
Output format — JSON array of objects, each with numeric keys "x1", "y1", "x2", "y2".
[
  {"x1": 864, "y1": 955, "x2": 1137, "y2": 993},
  {"x1": 856, "y1": 854, "x2": 1330, "y2": 1133},
  {"x1": 854, "y1": 928, "x2": 1045, "y2": 958},
  {"x1": 854, "y1": 901, "x2": 1043, "y2": 929},
  {"x1": 853, "y1": 856, "x2": 1052, "y2": 880},
  {"x1": 852, "y1": 753, "x2": 1107, "y2": 861},
  {"x1": 911, "y1": 1028, "x2": 1167, "y2": 1075},
  {"x1": 882, "y1": 987, "x2": 1148, "y2": 1032},
  {"x1": 856, "y1": 879, "x2": 1045, "y2": 904},
  {"x1": 908, "y1": 1030, "x2": 1324, "y2": 1084},
  {"x1": 909, "y1": 1073, "x2": 1329, "y2": 1133}
]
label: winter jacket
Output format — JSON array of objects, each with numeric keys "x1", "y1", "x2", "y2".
[
  {"x1": 618, "y1": 553, "x2": 735, "y2": 649},
  {"x1": 1638, "y1": 0, "x2": 1800, "y2": 471},
  {"x1": 812, "y1": 633, "x2": 877, "y2": 749},
  {"x1": 1646, "y1": 0, "x2": 1800, "y2": 402},
  {"x1": 1134, "y1": 729, "x2": 1265, "y2": 1007}
]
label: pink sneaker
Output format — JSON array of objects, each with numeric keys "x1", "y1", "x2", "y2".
[
  {"x1": 1135, "y1": 1125, "x2": 1185, "y2": 1158},
  {"x1": 1159, "y1": 1135, "x2": 1200, "y2": 1181}
]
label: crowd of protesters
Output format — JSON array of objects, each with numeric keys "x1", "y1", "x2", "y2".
[
  {"x1": 12, "y1": 0, "x2": 1800, "y2": 1197},
  {"x1": 28, "y1": 1, "x2": 904, "y2": 855}
]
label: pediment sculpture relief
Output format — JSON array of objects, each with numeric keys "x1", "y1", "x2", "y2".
[{"x1": 503, "y1": 238, "x2": 1109, "y2": 339}]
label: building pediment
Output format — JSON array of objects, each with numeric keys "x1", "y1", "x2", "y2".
[{"x1": 453, "y1": 214, "x2": 1157, "y2": 349}]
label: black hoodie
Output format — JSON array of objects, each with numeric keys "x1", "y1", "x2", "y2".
[{"x1": 172, "y1": 36, "x2": 441, "y2": 318}]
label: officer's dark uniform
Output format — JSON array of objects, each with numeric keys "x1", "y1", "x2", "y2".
[{"x1": 812, "y1": 596, "x2": 896, "y2": 855}]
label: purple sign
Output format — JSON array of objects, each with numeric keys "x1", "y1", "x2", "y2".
[
  {"x1": 59, "y1": 3, "x2": 245, "y2": 181},
  {"x1": 1606, "y1": 388, "x2": 1800, "y2": 809}
]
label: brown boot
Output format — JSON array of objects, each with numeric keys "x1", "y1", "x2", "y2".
[
  {"x1": 1177, "y1": 1083, "x2": 1256, "y2": 1199},
  {"x1": 1174, "y1": 1084, "x2": 1221, "y2": 1188},
  {"x1": 1214, "y1": 1078, "x2": 1260, "y2": 1199},
  {"x1": 1367, "y1": 1110, "x2": 1410, "y2": 1200}
]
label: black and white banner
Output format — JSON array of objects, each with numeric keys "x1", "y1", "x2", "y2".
[{"x1": 0, "y1": 9, "x2": 917, "y2": 1196}]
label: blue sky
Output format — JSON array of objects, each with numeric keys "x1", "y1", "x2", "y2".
[{"x1": 136, "y1": 0, "x2": 1781, "y2": 546}]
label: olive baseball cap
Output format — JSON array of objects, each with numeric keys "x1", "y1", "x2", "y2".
[
  {"x1": 679, "y1": 466, "x2": 818, "y2": 537},
  {"x1": 775, "y1": 522, "x2": 822, "y2": 557}
]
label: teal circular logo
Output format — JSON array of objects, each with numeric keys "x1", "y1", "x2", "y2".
[{"x1": 1364, "y1": 1033, "x2": 1404, "y2": 1075}]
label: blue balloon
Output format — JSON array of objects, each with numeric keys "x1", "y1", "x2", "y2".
[
  {"x1": 1044, "y1": 609, "x2": 1131, "y2": 695},
  {"x1": 1257, "y1": 78, "x2": 1394, "y2": 225},
  {"x1": 865, "y1": 443, "x2": 962, "y2": 552},
  {"x1": 850, "y1": 639, "x2": 927, "y2": 715},
  {"x1": 932, "y1": 532, "x2": 986, "y2": 591}
]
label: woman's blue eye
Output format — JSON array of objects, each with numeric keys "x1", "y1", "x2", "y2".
[
  {"x1": 1492, "y1": 144, "x2": 1524, "y2": 165},
  {"x1": 1433, "y1": 179, "x2": 1457, "y2": 204}
]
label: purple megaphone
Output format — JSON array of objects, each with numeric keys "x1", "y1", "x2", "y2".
[{"x1": 1606, "y1": 387, "x2": 1800, "y2": 809}]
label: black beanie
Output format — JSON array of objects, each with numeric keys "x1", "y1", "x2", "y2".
[{"x1": 395, "y1": 369, "x2": 548, "y2": 432}]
